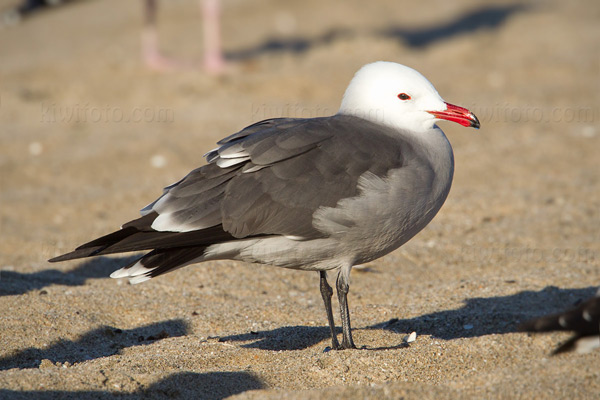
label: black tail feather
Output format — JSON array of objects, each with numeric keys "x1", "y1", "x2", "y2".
[
  {"x1": 48, "y1": 226, "x2": 141, "y2": 262},
  {"x1": 48, "y1": 211, "x2": 237, "y2": 263},
  {"x1": 48, "y1": 245, "x2": 109, "y2": 263},
  {"x1": 125, "y1": 246, "x2": 209, "y2": 280}
]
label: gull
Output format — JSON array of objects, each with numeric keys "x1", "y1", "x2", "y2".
[{"x1": 50, "y1": 61, "x2": 480, "y2": 349}]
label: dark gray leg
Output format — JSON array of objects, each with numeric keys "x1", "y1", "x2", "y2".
[
  {"x1": 336, "y1": 271, "x2": 356, "y2": 349},
  {"x1": 319, "y1": 271, "x2": 340, "y2": 350}
]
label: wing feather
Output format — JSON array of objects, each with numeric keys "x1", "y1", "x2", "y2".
[
  {"x1": 49, "y1": 115, "x2": 410, "y2": 272},
  {"x1": 147, "y1": 115, "x2": 407, "y2": 239}
]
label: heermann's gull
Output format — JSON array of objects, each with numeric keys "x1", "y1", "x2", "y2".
[
  {"x1": 49, "y1": 61, "x2": 480, "y2": 350},
  {"x1": 519, "y1": 289, "x2": 600, "y2": 354}
]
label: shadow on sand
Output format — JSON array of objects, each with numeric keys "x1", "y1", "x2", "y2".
[
  {"x1": 381, "y1": 4, "x2": 526, "y2": 48},
  {"x1": 225, "y1": 4, "x2": 527, "y2": 60},
  {"x1": 219, "y1": 325, "x2": 337, "y2": 351},
  {"x1": 0, "y1": 256, "x2": 138, "y2": 297},
  {"x1": 366, "y1": 285, "x2": 597, "y2": 340},
  {"x1": 220, "y1": 286, "x2": 597, "y2": 350},
  {"x1": 0, "y1": 319, "x2": 189, "y2": 371},
  {"x1": 0, "y1": 371, "x2": 264, "y2": 400}
]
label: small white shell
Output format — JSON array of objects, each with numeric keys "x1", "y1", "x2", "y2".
[{"x1": 404, "y1": 331, "x2": 417, "y2": 343}]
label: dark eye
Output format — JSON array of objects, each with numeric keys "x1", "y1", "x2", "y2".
[{"x1": 397, "y1": 93, "x2": 411, "y2": 100}]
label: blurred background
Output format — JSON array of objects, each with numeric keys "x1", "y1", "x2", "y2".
[
  {"x1": 0, "y1": 0, "x2": 598, "y2": 396},
  {"x1": 1, "y1": 0, "x2": 597, "y2": 266}
]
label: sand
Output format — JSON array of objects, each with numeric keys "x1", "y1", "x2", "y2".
[{"x1": 0, "y1": 0, "x2": 598, "y2": 398}]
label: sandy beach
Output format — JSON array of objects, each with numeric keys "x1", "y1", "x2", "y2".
[{"x1": 0, "y1": 0, "x2": 598, "y2": 398}]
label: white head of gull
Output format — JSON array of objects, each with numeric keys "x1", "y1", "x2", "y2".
[{"x1": 339, "y1": 62, "x2": 479, "y2": 132}]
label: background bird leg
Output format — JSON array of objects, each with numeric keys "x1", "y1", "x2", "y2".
[{"x1": 201, "y1": 0, "x2": 225, "y2": 74}]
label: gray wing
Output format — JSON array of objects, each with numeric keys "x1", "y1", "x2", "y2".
[{"x1": 146, "y1": 115, "x2": 408, "y2": 239}]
